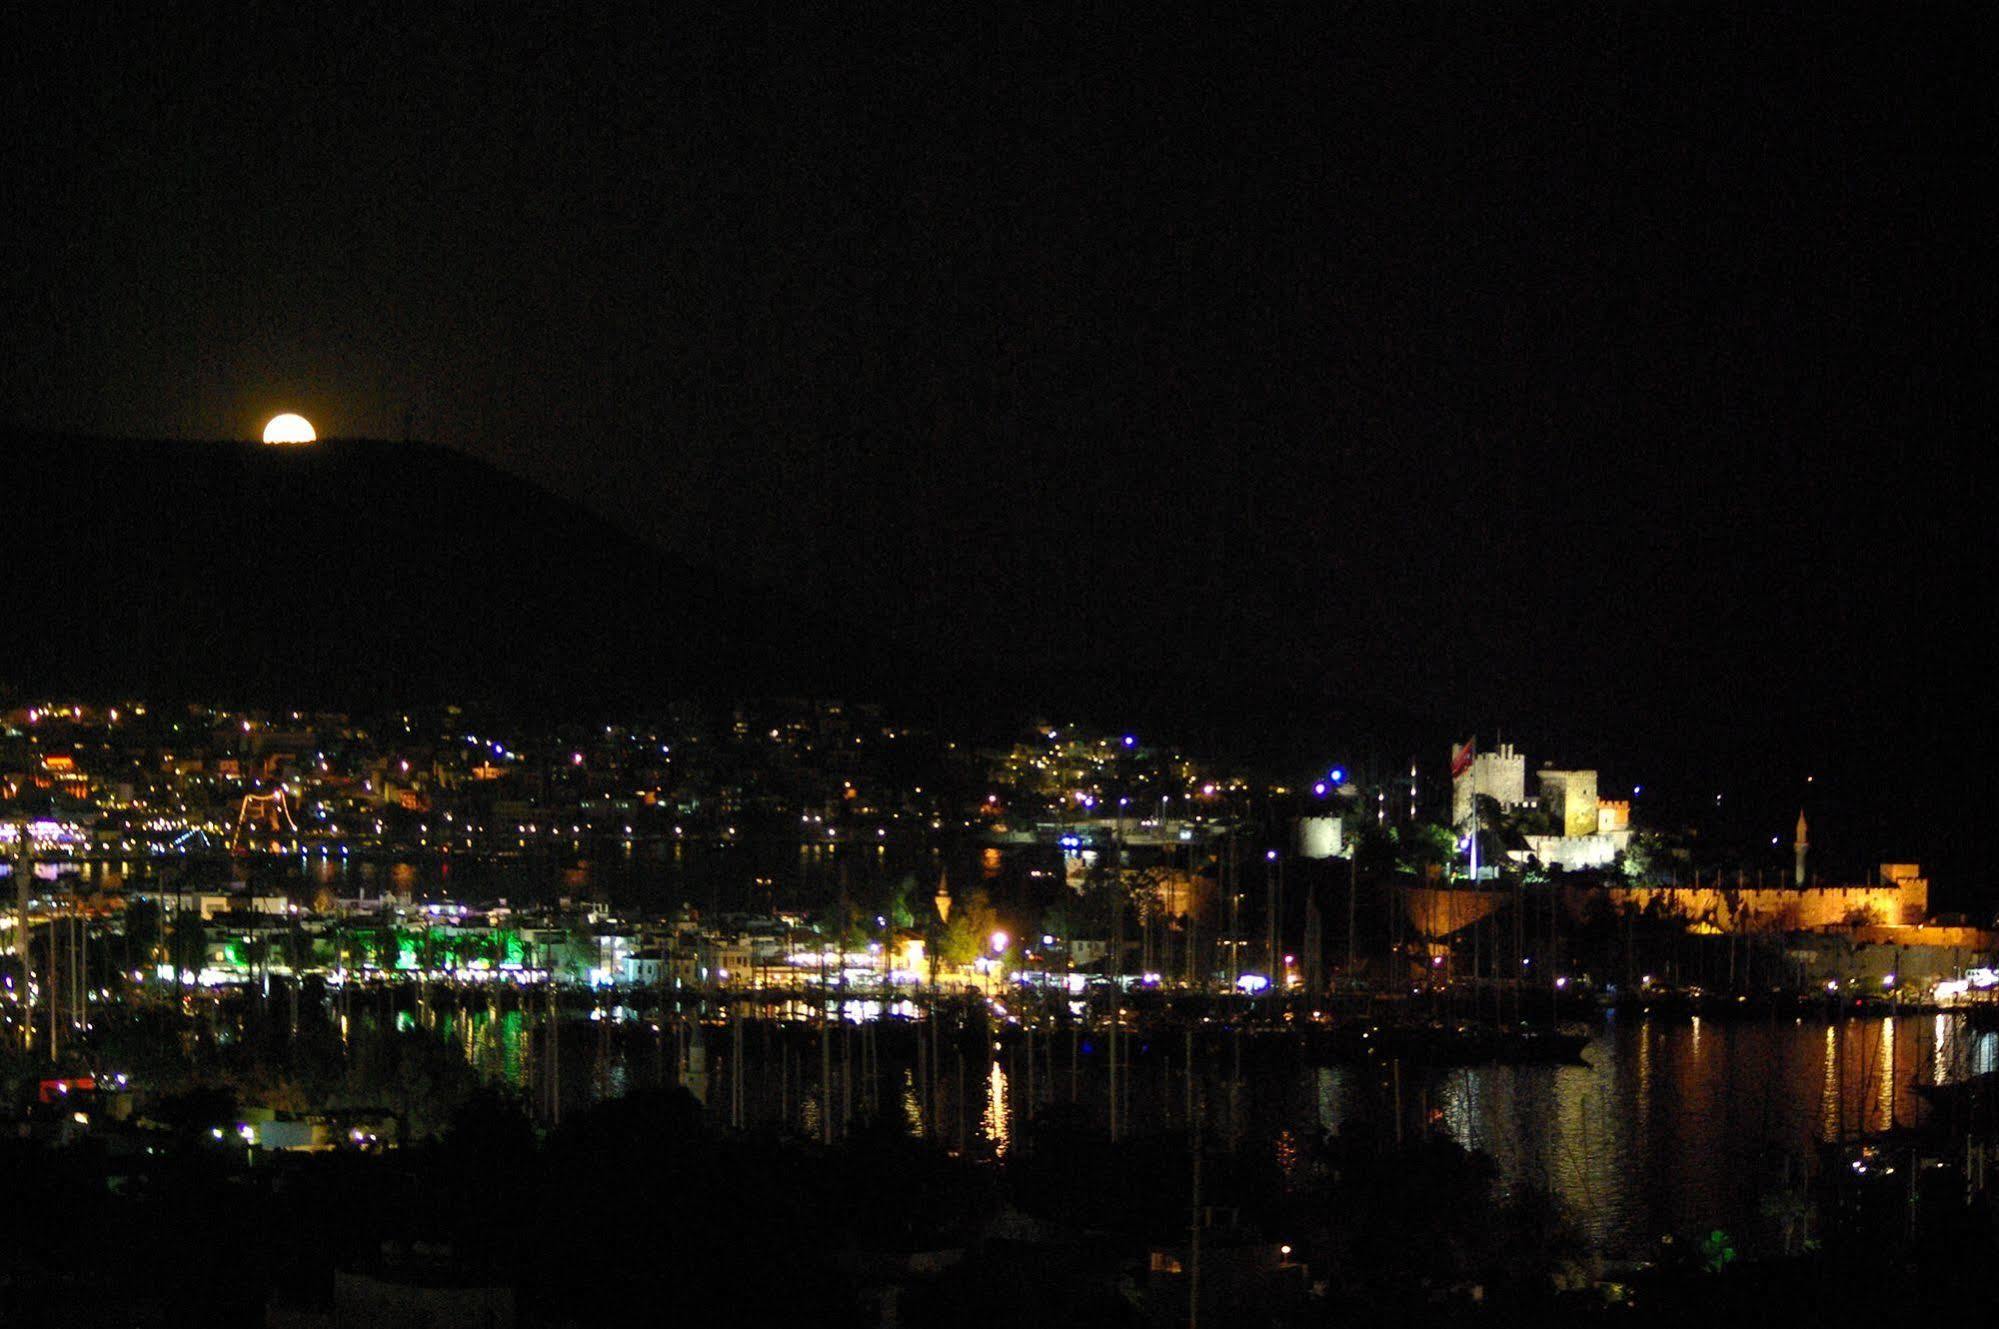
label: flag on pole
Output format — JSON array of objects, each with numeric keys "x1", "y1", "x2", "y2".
[{"x1": 1449, "y1": 739, "x2": 1476, "y2": 779}]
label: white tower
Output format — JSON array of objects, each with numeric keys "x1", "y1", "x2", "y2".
[{"x1": 1793, "y1": 810, "x2": 1809, "y2": 887}]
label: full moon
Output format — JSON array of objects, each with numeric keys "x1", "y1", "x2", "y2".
[{"x1": 262, "y1": 413, "x2": 316, "y2": 444}]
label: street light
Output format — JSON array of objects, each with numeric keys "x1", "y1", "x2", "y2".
[{"x1": 986, "y1": 930, "x2": 1010, "y2": 997}]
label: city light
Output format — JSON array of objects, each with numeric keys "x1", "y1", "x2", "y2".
[
  {"x1": 1, "y1": 702, "x2": 1958, "y2": 1218},
  {"x1": 3, "y1": 22, "x2": 1971, "y2": 1315}
]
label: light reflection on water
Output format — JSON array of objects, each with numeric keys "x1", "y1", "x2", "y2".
[
  {"x1": 1402, "y1": 1015, "x2": 1996, "y2": 1258},
  {"x1": 292, "y1": 839, "x2": 982, "y2": 914},
  {"x1": 1877, "y1": 1017, "x2": 1897, "y2": 1130},
  {"x1": 901, "y1": 1068, "x2": 925, "y2": 1138},
  {"x1": 1442, "y1": 1068, "x2": 1478, "y2": 1151},
  {"x1": 413, "y1": 1008, "x2": 1998, "y2": 1261},
  {"x1": 982, "y1": 1061, "x2": 1011, "y2": 1158}
]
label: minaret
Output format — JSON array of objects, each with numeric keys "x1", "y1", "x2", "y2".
[{"x1": 1793, "y1": 810, "x2": 1809, "y2": 887}]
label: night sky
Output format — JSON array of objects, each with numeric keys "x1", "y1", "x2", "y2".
[{"x1": 5, "y1": 7, "x2": 1987, "y2": 892}]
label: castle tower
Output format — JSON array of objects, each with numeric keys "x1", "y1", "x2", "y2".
[{"x1": 1793, "y1": 810, "x2": 1809, "y2": 887}]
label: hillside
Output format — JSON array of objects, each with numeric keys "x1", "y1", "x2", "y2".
[{"x1": 8, "y1": 435, "x2": 846, "y2": 708}]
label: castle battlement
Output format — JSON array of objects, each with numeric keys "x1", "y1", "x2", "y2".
[{"x1": 1593, "y1": 863, "x2": 1930, "y2": 933}]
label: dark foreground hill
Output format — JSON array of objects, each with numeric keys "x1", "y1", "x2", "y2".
[{"x1": 10, "y1": 436, "x2": 857, "y2": 708}]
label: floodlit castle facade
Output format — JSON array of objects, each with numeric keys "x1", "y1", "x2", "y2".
[
  {"x1": 1451, "y1": 742, "x2": 1528, "y2": 825},
  {"x1": 1452, "y1": 739, "x2": 1633, "y2": 869}
]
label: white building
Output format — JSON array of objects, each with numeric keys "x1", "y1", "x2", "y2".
[
  {"x1": 620, "y1": 955, "x2": 664, "y2": 986},
  {"x1": 1292, "y1": 816, "x2": 1344, "y2": 860}
]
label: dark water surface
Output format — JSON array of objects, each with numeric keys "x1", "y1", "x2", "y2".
[
  {"x1": 62, "y1": 837, "x2": 996, "y2": 912},
  {"x1": 429, "y1": 1002, "x2": 1995, "y2": 1261},
  {"x1": 1395, "y1": 1012, "x2": 1993, "y2": 1256}
]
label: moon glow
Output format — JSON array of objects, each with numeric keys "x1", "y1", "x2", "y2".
[{"x1": 262, "y1": 413, "x2": 316, "y2": 444}]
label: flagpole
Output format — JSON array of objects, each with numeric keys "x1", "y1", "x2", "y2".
[{"x1": 1468, "y1": 739, "x2": 1479, "y2": 885}]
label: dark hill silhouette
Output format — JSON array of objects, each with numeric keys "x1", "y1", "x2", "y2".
[
  {"x1": 1, "y1": 433, "x2": 1976, "y2": 900},
  {"x1": 8, "y1": 435, "x2": 850, "y2": 708}
]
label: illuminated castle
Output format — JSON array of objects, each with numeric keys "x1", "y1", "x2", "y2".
[
  {"x1": 1524, "y1": 767, "x2": 1633, "y2": 869},
  {"x1": 1450, "y1": 742, "x2": 1527, "y2": 824},
  {"x1": 1451, "y1": 739, "x2": 1632, "y2": 869}
]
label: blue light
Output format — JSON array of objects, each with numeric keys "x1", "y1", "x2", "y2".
[
  {"x1": 1312, "y1": 782, "x2": 1328, "y2": 796},
  {"x1": 1121, "y1": 734, "x2": 1136, "y2": 748},
  {"x1": 1329, "y1": 767, "x2": 1346, "y2": 784}
]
